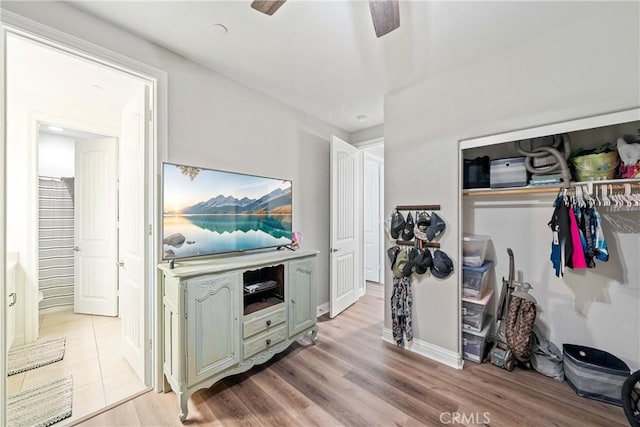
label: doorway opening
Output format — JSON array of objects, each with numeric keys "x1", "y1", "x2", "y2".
[
  {"x1": 4, "y1": 31, "x2": 157, "y2": 424},
  {"x1": 329, "y1": 136, "x2": 384, "y2": 318}
]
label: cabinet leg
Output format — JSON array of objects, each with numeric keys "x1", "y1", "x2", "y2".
[
  {"x1": 177, "y1": 390, "x2": 189, "y2": 422},
  {"x1": 310, "y1": 327, "x2": 318, "y2": 344}
]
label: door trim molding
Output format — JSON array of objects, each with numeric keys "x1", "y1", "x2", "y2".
[
  {"x1": 362, "y1": 150, "x2": 384, "y2": 285},
  {"x1": 25, "y1": 113, "x2": 120, "y2": 344},
  {"x1": 1, "y1": 10, "x2": 168, "y2": 425}
]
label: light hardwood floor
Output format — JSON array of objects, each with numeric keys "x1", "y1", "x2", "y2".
[{"x1": 76, "y1": 283, "x2": 626, "y2": 426}]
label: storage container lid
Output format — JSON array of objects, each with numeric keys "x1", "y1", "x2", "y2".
[
  {"x1": 462, "y1": 260, "x2": 493, "y2": 273},
  {"x1": 463, "y1": 317, "x2": 491, "y2": 338},
  {"x1": 463, "y1": 234, "x2": 491, "y2": 242}
]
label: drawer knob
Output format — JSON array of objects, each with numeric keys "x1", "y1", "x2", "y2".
[
  {"x1": 266, "y1": 320, "x2": 272, "y2": 326},
  {"x1": 266, "y1": 339, "x2": 272, "y2": 345}
]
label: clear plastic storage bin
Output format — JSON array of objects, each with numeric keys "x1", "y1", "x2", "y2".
[
  {"x1": 462, "y1": 234, "x2": 491, "y2": 267},
  {"x1": 463, "y1": 321, "x2": 490, "y2": 363},
  {"x1": 462, "y1": 261, "x2": 493, "y2": 300},
  {"x1": 462, "y1": 300, "x2": 489, "y2": 332}
]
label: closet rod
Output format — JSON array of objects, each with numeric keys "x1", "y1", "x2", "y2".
[
  {"x1": 395, "y1": 240, "x2": 441, "y2": 249},
  {"x1": 395, "y1": 204, "x2": 441, "y2": 211},
  {"x1": 464, "y1": 181, "x2": 640, "y2": 197}
]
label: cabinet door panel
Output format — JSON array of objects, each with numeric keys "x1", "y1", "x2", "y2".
[
  {"x1": 187, "y1": 272, "x2": 240, "y2": 386},
  {"x1": 288, "y1": 258, "x2": 316, "y2": 337}
]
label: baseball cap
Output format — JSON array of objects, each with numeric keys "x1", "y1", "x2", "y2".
[
  {"x1": 390, "y1": 212, "x2": 405, "y2": 239},
  {"x1": 392, "y1": 250, "x2": 409, "y2": 278},
  {"x1": 426, "y1": 213, "x2": 446, "y2": 241},
  {"x1": 431, "y1": 249, "x2": 454, "y2": 279}
]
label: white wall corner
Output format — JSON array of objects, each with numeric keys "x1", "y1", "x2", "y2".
[
  {"x1": 382, "y1": 327, "x2": 463, "y2": 370},
  {"x1": 317, "y1": 302, "x2": 329, "y2": 318}
]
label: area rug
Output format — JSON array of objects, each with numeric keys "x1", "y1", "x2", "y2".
[
  {"x1": 8, "y1": 375, "x2": 73, "y2": 427},
  {"x1": 8, "y1": 337, "x2": 66, "y2": 376}
]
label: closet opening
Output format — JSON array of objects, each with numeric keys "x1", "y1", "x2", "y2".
[{"x1": 458, "y1": 109, "x2": 639, "y2": 381}]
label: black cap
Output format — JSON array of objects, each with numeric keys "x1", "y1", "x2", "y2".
[
  {"x1": 401, "y1": 212, "x2": 415, "y2": 241},
  {"x1": 414, "y1": 248, "x2": 433, "y2": 274},
  {"x1": 431, "y1": 249, "x2": 454, "y2": 279},
  {"x1": 390, "y1": 212, "x2": 405, "y2": 239},
  {"x1": 402, "y1": 247, "x2": 420, "y2": 277},
  {"x1": 387, "y1": 246, "x2": 400, "y2": 269},
  {"x1": 426, "y1": 213, "x2": 446, "y2": 241}
]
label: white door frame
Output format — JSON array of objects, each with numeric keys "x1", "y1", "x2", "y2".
[
  {"x1": 1, "y1": 11, "x2": 168, "y2": 425},
  {"x1": 363, "y1": 150, "x2": 384, "y2": 286},
  {"x1": 353, "y1": 137, "x2": 384, "y2": 293},
  {"x1": 21, "y1": 114, "x2": 119, "y2": 347}
]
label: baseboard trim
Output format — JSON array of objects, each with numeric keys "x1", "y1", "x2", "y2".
[
  {"x1": 316, "y1": 302, "x2": 329, "y2": 318},
  {"x1": 382, "y1": 327, "x2": 463, "y2": 370}
]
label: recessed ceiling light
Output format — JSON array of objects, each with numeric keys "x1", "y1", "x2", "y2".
[
  {"x1": 92, "y1": 85, "x2": 104, "y2": 91},
  {"x1": 357, "y1": 115, "x2": 367, "y2": 122},
  {"x1": 213, "y1": 24, "x2": 228, "y2": 34},
  {"x1": 48, "y1": 126, "x2": 64, "y2": 132}
]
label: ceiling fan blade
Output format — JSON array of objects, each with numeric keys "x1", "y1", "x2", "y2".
[
  {"x1": 369, "y1": 0, "x2": 400, "y2": 38},
  {"x1": 251, "y1": 0, "x2": 287, "y2": 16}
]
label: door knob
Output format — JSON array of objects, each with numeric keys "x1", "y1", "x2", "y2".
[
  {"x1": 330, "y1": 248, "x2": 339, "y2": 253},
  {"x1": 117, "y1": 261, "x2": 125, "y2": 267},
  {"x1": 8, "y1": 292, "x2": 16, "y2": 307},
  {"x1": 73, "y1": 246, "x2": 80, "y2": 252}
]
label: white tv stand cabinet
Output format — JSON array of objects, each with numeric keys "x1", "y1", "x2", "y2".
[{"x1": 158, "y1": 249, "x2": 319, "y2": 422}]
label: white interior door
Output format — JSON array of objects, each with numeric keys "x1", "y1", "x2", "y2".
[
  {"x1": 74, "y1": 138, "x2": 118, "y2": 316},
  {"x1": 119, "y1": 85, "x2": 149, "y2": 383},
  {"x1": 364, "y1": 152, "x2": 383, "y2": 283},
  {"x1": 330, "y1": 135, "x2": 362, "y2": 318}
]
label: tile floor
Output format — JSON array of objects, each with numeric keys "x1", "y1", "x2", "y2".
[{"x1": 7, "y1": 309, "x2": 146, "y2": 425}]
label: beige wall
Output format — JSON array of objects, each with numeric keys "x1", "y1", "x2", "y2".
[{"x1": 384, "y1": 2, "x2": 640, "y2": 360}]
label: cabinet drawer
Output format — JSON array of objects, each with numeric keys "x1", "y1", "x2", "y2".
[
  {"x1": 243, "y1": 326, "x2": 286, "y2": 359},
  {"x1": 243, "y1": 305, "x2": 286, "y2": 339}
]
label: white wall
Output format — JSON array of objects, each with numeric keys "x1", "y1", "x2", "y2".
[
  {"x1": 38, "y1": 132, "x2": 75, "y2": 177},
  {"x1": 384, "y1": 2, "x2": 640, "y2": 366},
  {"x1": 2, "y1": 1, "x2": 350, "y2": 307}
]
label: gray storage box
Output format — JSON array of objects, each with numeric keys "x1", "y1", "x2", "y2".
[
  {"x1": 563, "y1": 344, "x2": 630, "y2": 406},
  {"x1": 490, "y1": 157, "x2": 527, "y2": 188}
]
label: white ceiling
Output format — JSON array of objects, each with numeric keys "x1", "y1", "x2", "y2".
[
  {"x1": 8, "y1": 34, "x2": 145, "y2": 130},
  {"x1": 68, "y1": 1, "x2": 609, "y2": 133}
]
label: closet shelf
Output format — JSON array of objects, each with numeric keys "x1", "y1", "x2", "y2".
[{"x1": 463, "y1": 178, "x2": 640, "y2": 197}]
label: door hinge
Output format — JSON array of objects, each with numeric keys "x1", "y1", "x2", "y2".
[
  {"x1": 147, "y1": 224, "x2": 152, "y2": 236},
  {"x1": 149, "y1": 110, "x2": 153, "y2": 122},
  {"x1": 147, "y1": 339, "x2": 152, "y2": 350}
]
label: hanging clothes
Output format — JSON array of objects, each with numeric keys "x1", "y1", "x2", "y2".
[
  {"x1": 568, "y1": 206, "x2": 588, "y2": 269},
  {"x1": 391, "y1": 276, "x2": 413, "y2": 346},
  {"x1": 549, "y1": 195, "x2": 572, "y2": 277},
  {"x1": 592, "y1": 209, "x2": 609, "y2": 262},
  {"x1": 548, "y1": 191, "x2": 609, "y2": 277}
]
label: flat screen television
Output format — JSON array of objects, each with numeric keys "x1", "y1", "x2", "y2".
[{"x1": 162, "y1": 162, "x2": 292, "y2": 260}]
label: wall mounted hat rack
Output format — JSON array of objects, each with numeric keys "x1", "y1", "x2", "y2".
[{"x1": 394, "y1": 204, "x2": 442, "y2": 249}]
